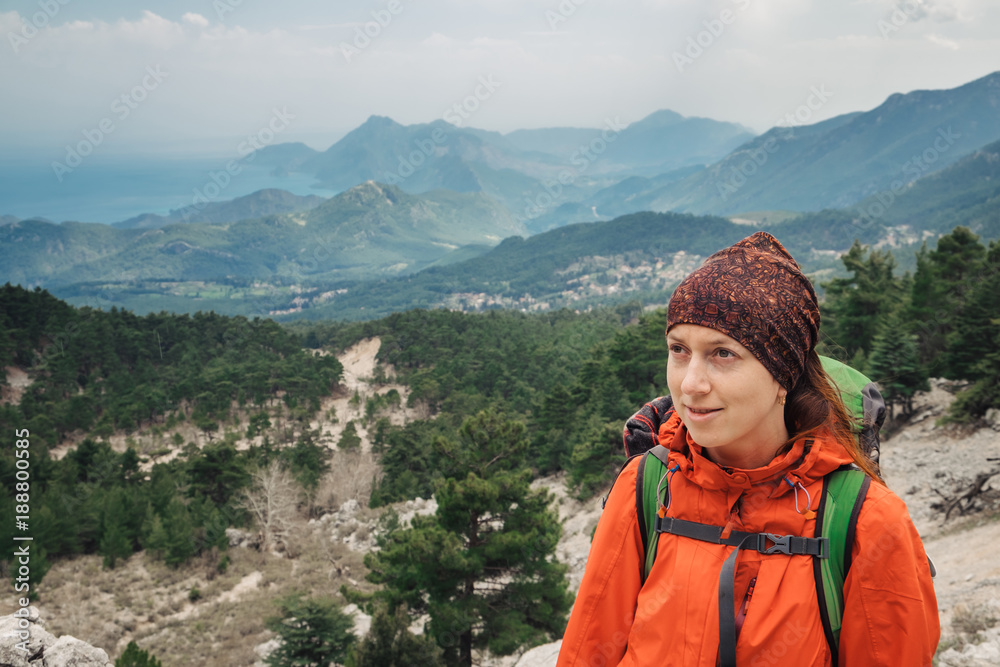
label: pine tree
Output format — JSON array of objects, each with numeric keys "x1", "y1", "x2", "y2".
[
  {"x1": 162, "y1": 499, "x2": 195, "y2": 567},
  {"x1": 867, "y1": 315, "x2": 929, "y2": 418},
  {"x1": 187, "y1": 443, "x2": 249, "y2": 506},
  {"x1": 282, "y1": 429, "x2": 331, "y2": 494},
  {"x1": 99, "y1": 488, "x2": 135, "y2": 569},
  {"x1": 247, "y1": 410, "x2": 272, "y2": 439},
  {"x1": 528, "y1": 383, "x2": 575, "y2": 473},
  {"x1": 605, "y1": 308, "x2": 671, "y2": 405},
  {"x1": 944, "y1": 240, "x2": 1000, "y2": 381},
  {"x1": 338, "y1": 421, "x2": 362, "y2": 450},
  {"x1": 909, "y1": 228, "x2": 988, "y2": 375},
  {"x1": 349, "y1": 604, "x2": 445, "y2": 667},
  {"x1": 567, "y1": 415, "x2": 622, "y2": 499},
  {"x1": 115, "y1": 641, "x2": 163, "y2": 667},
  {"x1": 821, "y1": 241, "x2": 904, "y2": 358},
  {"x1": 100, "y1": 519, "x2": 132, "y2": 570},
  {"x1": 948, "y1": 319, "x2": 1000, "y2": 421},
  {"x1": 141, "y1": 509, "x2": 169, "y2": 560},
  {"x1": 363, "y1": 410, "x2": 571, "y2": 667},
  {"x1": 265, "y1": 594, "x2": 355, "y2": 667}
]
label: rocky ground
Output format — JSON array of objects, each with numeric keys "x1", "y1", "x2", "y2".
[
  {"x1": 3, "y1": 341, "x2": 999, "y2": 666},
  {"x1": 881, "y1": 381, "x2": 1000, "y2": 667}
]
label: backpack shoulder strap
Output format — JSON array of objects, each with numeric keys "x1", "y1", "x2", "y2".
[
  {"x1": 813, "y1": 467, "x2": 870, "y2": 662},
  {"x1": 637, "y1": 445, "x2": 671, "y2": 583},
  {"x1": 601, "y1": 446, "x2": 670, "y2": 583}
]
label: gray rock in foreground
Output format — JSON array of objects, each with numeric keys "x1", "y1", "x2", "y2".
[{"x1": 0, "y1": 608, "x2": 112, "y2": 667}]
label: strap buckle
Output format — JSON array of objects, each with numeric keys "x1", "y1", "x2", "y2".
[
  {"x1": 756, "y1": 533, "x2": 830, "y2": 558},
  {"x1": 759, "y1": 533, "x2": 792, "y2": 555},
  {"x1": 816, "y1": 537, "x2": 830, "y2": 559}
]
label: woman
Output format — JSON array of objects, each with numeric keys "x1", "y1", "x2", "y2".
[{"x1": 557, "y1": 232, "x2": 938, "y2": 666}]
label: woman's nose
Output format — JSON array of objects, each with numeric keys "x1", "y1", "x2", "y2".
[{"x1": 680, "y1": 356, "x2": 711, "y2": 396}]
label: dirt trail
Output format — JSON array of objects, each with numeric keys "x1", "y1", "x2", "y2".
[{"x1": 308, "y1": 336, "x2": 425, "y2": 452}]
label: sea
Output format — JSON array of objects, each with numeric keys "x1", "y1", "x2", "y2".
[{"x1": 0, "y1": 154, "x2": 337, "y2": 225}]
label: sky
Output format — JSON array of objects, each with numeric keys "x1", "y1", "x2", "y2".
[{"x1": 1, "y1": 0, "x2": 999, "y2": 157}]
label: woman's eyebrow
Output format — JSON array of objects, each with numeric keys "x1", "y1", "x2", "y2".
[
  {"x1": 667, "y1": 335, "x2": 733, "y2": 347},
  {"x1": 705, "y1": 337, "x2": 734, "y2": 346}
]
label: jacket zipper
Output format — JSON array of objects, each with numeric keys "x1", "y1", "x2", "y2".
[{"x1": 734, "y1": 577, "x2": 756, "y2": 638}]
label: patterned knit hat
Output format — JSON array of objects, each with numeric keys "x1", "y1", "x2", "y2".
[{"x1": 666, "y1": 232, "x2": 819, "y2": 391}]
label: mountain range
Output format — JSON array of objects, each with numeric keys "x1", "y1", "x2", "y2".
[
  {"x1": 112, "y1": 188, "x2": 327, "y2": 229},
  {"x1": 565, "y1": 72, "x2": 1000, "y2": 219},
  {"x1": 33, "y1": 126, "x2": 1000, "y2": 320},
  {"x1": 0, "y1": 183, "x2": 520, "y2": 289},
  {"x1": 246, "y1": 72, "x2": 1000, "y2": 225},
  {"x1": 252, "y1": 110, "x2": 753, "y2": 232},
  {"x1": 4, "y1": 71, "x2": 1000, "y2": 320}
]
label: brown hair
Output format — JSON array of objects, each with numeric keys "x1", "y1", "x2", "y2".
[{"x1": 782, "y1": 350, "x2": 884, "y2": 483}]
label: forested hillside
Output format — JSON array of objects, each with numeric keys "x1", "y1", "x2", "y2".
[
  {"x1": 0, "y1": 285, "x2": 342, "y2": 597},
  {"x1": 2, "y1": 225, "x2": 999, "y2": 664},
  {"x1": 0, "y1": 182, "x2": 521, "y2": 292}
]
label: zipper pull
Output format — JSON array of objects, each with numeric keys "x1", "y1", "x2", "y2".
[{"x1": 735, "y1": 576, "x2": 757, "y2": 637}]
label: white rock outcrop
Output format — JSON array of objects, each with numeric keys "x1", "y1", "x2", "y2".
[{"x1": 0, "y1": 608, "x2": 112, "y2": 667}]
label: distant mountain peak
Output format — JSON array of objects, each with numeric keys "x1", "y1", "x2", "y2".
[
  {"x1": 632, "y1": 109, "x2": 685, "y2": 128},
  {"x1": 361, "y1": 115, "x2": 402, "y2": 128},
  {"x1": 335, "y1": 181, "x2": 406, "y2": 207},
  {"x1": 962, "y1": 70, "x2": 1000, "y2": 88}
]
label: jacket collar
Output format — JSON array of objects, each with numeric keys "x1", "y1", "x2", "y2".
[{"x1": 659, "y1": 411, "x2": 852, "y2": 496}]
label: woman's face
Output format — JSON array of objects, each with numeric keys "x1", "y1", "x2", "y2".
[{"x1": 666, "y1": 323, "x2": 788, "y2": 469}]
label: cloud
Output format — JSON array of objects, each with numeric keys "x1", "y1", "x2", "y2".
[
  {"x1": 0, "y1": 10, "x2": 21, "y2": 30},
  {"x1": 298, "y1": 22, "x2": 367, "y2": 30},
  {"x1": 875, "y1": 0, "x2": 960, "y2": 23},
  {"x1": 182, "y1": 13, "x2": 210, "y2": 29},
  {"x1": 1, "y1": 0, "x2": 999, "y2": 154},
  {"x1": 421, "y1": 32, "x2": 453, "y2": 47},
  {"x1": 112, "y1": 10, "x2": 186, "y2": 48},
  {"x1": 927, "y1": 33, "x2": 961, "y2": 48}
]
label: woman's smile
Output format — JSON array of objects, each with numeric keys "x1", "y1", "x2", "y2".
[
  {"x1": 684, "y1": 406, "x2": 722, "y2": 421},
  {"x1": 667, "y1": 323, "x2": 788, "y2": 469}
]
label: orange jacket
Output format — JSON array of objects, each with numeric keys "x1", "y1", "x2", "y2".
[{"x1": 558, "y1": 412, "x2": 939, "y2": 666}]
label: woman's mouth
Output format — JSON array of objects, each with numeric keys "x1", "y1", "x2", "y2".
[{"x1": 686, "y1": 406, "x2": 722, "y2": 422}]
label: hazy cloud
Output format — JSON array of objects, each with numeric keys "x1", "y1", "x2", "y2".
[
  {"x1": 182, "y1": 13, "x2": 210, "y2": 28},
  {"x1": 1, "y1": 0, "x2": 998, "y2": 156}
]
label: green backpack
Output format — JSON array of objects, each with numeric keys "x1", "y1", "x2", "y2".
[{"x1": 614, "y1": 356, "x2": 885, "y2": 666}]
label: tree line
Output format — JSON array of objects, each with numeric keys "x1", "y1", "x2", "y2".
[{"x1": 821, "y1": 226, "x2": 1000, "y2": 420}]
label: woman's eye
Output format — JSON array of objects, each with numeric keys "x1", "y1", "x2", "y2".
[{"x1": 717, "y1": 349, "x2": 734, "y2": 358}]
